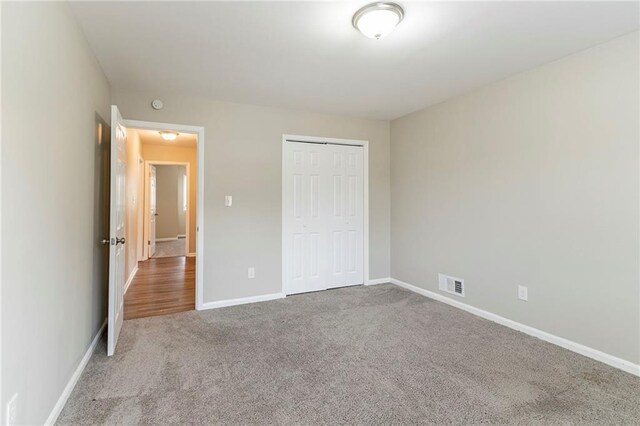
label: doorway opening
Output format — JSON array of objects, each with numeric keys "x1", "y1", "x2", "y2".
[
  {"x1": 123, "y1": 127, "x2": 199, "y2": 321},
  {"x1": 106, "y1": 105, "x2": 205, "y2": 356},
  {"x1": 145, "y1": 162, "x2": 190, "y2": 259}
]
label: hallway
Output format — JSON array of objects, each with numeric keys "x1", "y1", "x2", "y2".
[{"x1": 124, "y1": 256, "x2": 195, "y2": 320}]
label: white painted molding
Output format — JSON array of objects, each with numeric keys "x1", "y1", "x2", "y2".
[
  {"x1": 186, "y1": 252, "x2": 196, "y2": 258},
  {"x1": 177, "y1": 234, "x2": 187, "y2": 238},
  {"x1": 45, "y1": 319, "x2": 107, "y2": 425},
  {"x1": 365, "y1": 278, "x2": 391, "y2": 286},
  {"x1": 390, "y1": 278, "x2": 640, "y2": 377},
  {"x1": 123, "y1": 265, "x2": 138, "y2": 295},
  {"x1": 155, "y1": 237, "x2": 178, "y2": 242},
  {"x1": 199, "y1": 292, "x2": 285, "y2": 310}
]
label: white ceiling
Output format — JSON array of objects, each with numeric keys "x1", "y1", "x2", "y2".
[
  {"x1": 70, "y1": 1, "x2": 639, "y2": 120},
  {"x1": 134, "y1": 128, "x2": 197, "y2": 148}
]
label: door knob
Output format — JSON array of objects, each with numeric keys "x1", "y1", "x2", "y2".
[
  {"x1": 116, "y1": 237, "x2": 126, "y2": 245},
  {"x1": 100, "y1": 239, "x2": 110, "y2": 245}
]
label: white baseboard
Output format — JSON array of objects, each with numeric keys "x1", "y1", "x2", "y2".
[
  {"x1": 366, "y1": 277, "x2": 391, "y2": 286},
  {"x1": 156, "y1": 237, "x2": 178, "y2": 242},
  {"x1": 199, "y1": 292, "x2": 285, "y2": 310},
  {"x1": 186, "y1": 252, "x2": 196, "y2": 258},
  {"x1": 123, "y1": 265, "x2": 138, "y2": 295},
  {"x1": 45, "y1": 319, "x2": 107, "y2": 425},
  {"x1": 390, "y1": 278, "x2": 640, "y2": 377}
]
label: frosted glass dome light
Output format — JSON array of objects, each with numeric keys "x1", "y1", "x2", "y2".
[
  {"x1": 353, "y1": 3, "x2": 404, "y2": 40},
  {"x1": 159, "y1": 131, "x2": 179, "y2": 141}
]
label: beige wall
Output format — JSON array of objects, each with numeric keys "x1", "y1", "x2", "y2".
[
  {"x1": 154, "y1": 165, "x2": 185, "y2": 239},
  {"x1": 1, "y1": 2, "x2": 111, "y2": 424},
  {"x1": 141, "y1": 143, "x2": 197, "y2": 253},
  {"x1": 113, "y1": 91, "x2": 391, "y2": 302},
  {"x1": 390, "y1": 32, "x2": 639, "y2": 364},
  {"x1": 125, "y1": 129, "x2": 141, "y2": 279}
]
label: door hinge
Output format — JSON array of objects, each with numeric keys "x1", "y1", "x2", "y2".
[{"x1": 148, "y1": 240, "x2": 150, "y2": 245}]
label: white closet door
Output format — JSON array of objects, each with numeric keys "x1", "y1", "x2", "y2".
[
  {"x1": 327, "y1": 144, "x2": 364, "y2": 288},
  {"x1": 283, "y1": 142, "x2": 328, "y2": 295},
  {"x1": 283, "y1": 141, "x2": 364, "y2": 295}
]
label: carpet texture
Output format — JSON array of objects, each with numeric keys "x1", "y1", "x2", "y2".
[
  {"x1": 151, "y1": 239, "x2": 186, "y2": 258},
  {"x1": 58, "y1": 284, "x2": 640, "y2": 425}
]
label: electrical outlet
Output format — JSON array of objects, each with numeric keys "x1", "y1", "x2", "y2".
[
  {"x1": 6, "y1": 393, "x2": 18, "y2": 426},
  {"x1": 518, "y1": 285, "x2": 528, "y2": 301},
  {"x1": 248, "y1": 267, "x2": 255, "y2": 279}
]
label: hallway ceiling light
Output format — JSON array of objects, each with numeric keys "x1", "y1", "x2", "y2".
[
  {"x1": 159, "y1": 130, "x2": 179, "y2": 141},
  {"x1": 352, "y1": 2, "x2": 404, "y2": 40}
]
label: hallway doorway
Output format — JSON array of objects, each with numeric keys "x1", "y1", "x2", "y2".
[
  {"x1": 146, "y1": 162, "x2": 190, "y2": 259},
  {"x1": 121, "y1": 122, "x2": 200, "y2": 322},
  {"x1": 106, "y1": 107, "x2": 204, "y2": 353}
]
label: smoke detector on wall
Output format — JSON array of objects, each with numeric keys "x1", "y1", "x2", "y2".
[{"x1": 151, "y1": 99, "x2": 164, "y2": 110}]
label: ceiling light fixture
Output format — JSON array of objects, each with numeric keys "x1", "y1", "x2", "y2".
[
  {"x1": 352, "y1": 2, "x2": 404, "y2": 40},
  {"x1": 159, "y1": 130, "x2": 179, "y2": 141}
]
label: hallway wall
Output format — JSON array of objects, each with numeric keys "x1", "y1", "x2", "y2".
[
  {"x1": 155, "y1": 165, "x2": 185, "y2": 240},
  {"x1": 125, "y1": 128, "x2": 141, "y2": 283}
]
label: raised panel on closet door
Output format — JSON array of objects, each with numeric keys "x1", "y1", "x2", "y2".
[
  {"x1": 327, "y1": 145, "x2": 364, "y2": 288},
  {"x1": 283, "y1": 142, "x2": 328, "y2": 295}
]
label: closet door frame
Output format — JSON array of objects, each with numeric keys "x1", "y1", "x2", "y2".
[{"x1": 282, "y1": 134, "x2": 370, "y2": 294}]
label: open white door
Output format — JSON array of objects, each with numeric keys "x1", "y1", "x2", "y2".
[
  {"x1": 149, "y1": 164, "x2": 157, "y2": 257},
  {"x1": 107, "y1": 105, "x2": 127, "y2": 356}
]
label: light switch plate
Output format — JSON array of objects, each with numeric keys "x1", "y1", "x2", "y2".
[
  {"x1": 225, "y1": 195, "x2": 233, "y2": 207},
  {"x1": 248, "y1": 267, "x2": 255, "y2": 279}
]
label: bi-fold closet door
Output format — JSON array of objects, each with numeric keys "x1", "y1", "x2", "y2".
[{"x1": 283, "y1": 141, "x2": 364, "y2": 295}]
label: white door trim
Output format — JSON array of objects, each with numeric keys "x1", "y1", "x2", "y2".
[
  {"x1": 143, "y1": 160, "x2": 191, "y2": 261},
  {"x1": 136, "y1": 153, "x2": 145, "y2": 262},
  {"x1": 281, "y1": 134, "x2": 370, "y2": 294},
  {"x1": 124, "y1": 119, "x2": 205, "y2": 310}
]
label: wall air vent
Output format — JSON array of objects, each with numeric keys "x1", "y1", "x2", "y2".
[{"x1": 438, "y1": 273, "x2": 465, "y2": 297}]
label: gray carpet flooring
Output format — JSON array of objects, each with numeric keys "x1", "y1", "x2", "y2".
[
  {"x1": 58, "y1": 284, "x2": 640, "y2": 425},
  {"x1": 151, "y1": 239, "x2": 186, "y2": 258}
]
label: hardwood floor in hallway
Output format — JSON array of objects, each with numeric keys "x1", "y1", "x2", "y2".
[{"x1": 124, "y1": 256, "x2": 195, "y2": 320}]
